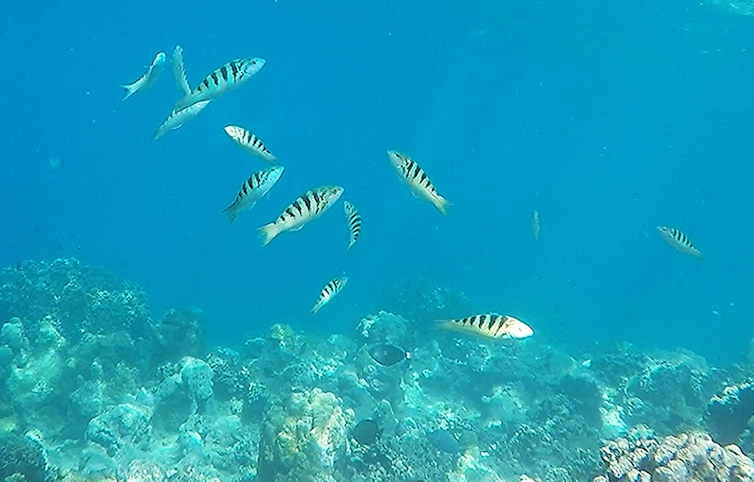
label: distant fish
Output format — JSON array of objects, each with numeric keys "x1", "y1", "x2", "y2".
[
  {"x1": 121, "y1": 52, "x2": 166, "y2": 100},
  {"x1": 172, "y1": 45, "x2": 191, "y2": 96},
  {"x1": 343, "y1": 200, "x2": 361, "y2": 250},
  {"x1": 175, "y1": 57, "x2": 265, "y2": 109},
  {"x1": 351, "y1": 419, "x2": 380, "y2": 445},
  {"x1": 153, "y1": 100, "x2": 211, "y2": 141},
  {"x1": 387, "y1": 150, "x2": 450, "y2": 215},
  {"x1": 368, "y1": 344, "x2": 408, "y2": 366},
  {"x1": 438, "y1": 314, "x2": 534, "y2": 340},
  {"x1": 656, "y1": 226, "x2": 702, "y2": 258},
  {"x1": 428, "y1": 430, "x2": 462, "y2": 454},
  {"x1": 222, "y1": 165, "x2": 285, "y2": 224},
  {"x1": 311, "y1": 276, "x2": 348, "y2": 314},
  {"x1": 258, "y1": 185, "x2": 344, "y2": 246},
  {"x1": 532, "y1": 210, "x2": 540, "y2": 241},
  {"x1": 224, "y1": 125, "x2": 276, "y2": 163}
]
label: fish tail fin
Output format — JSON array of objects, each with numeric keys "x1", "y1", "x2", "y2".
[
  {"x1": 434, "y1": 319, "x2": 456, "y2": 332},
  {"x1": 258, "y1": 223, "x2": 279, "y2": 246},
  {"x1": 311, "y1": 303, "x2": 321, "y2": 315},
  {"x1": 434, "y1": 196, "x2": 451, "y2": 216},
  {"x1": 120, "y1": 84, "x2": 138, "y2": 101},
  {"x1": 221, "y1": 205, "x2": 238, "y2": 225}
]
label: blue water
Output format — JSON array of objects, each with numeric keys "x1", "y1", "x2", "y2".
[{"x1": 2, "y1": 0, "x2": 753, "y2": 363}]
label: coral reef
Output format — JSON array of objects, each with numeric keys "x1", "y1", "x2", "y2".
[
  {"x1": 0, "y1": 432, "x2": 50, "y2": 482},
  {"x1": 705, "y1": 380, "x2": 754, "y2": 448},
  {"x1": 594, "y1": 428, "x2": 754, "y2": 482},
  {"x1": 5, "y1": 258, "x2": 754, "y2": 482}
]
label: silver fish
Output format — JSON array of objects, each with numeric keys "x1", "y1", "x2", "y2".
[
  {"x1": 222, "y1": 165, "x2": 285, "y2": 224},
  {"x1": 153, "y1": 100, "x2": 211, "y2": 141},
  {"x1": 121, "y1": 52, "x2": 166, "y2": 100},
  {"x1": 343, "y1": 200, "x2": 361, "y2": 250},
  {"x1": 311, "y1": 276, "x2": 349, "y2": 314},
  {"x1": 258, "y1": 185, "x2": 344, "y2": 246},
  {"x1": 387, "y1": 150, "x2": 450, "y2": 215},
  {"x1": 532, "y1": 210, "x2": 541, "y2": 241},
  {"x1": 172, "y1": 45, "x2": 191, "y2": 96},
  {"x1": 224, "y1": 125, "x2": 276, "y2": 163},
  {"x1": 437, "y1": 314, "x2": 534, "y2": 340},
  {"x1": 656, "y1": 226, "x2": 702, "y2": 258},
  {"x1": 174, "y1": 57, "x2": 265, "y2": 109}
]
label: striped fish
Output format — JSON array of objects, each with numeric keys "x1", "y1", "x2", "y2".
[
  {"x1": 224, "y1": 125, "x2": 276, "y2": 163},
  {"x1": 172, "y1": 45, "x2": 191, "y2": 96},
  {"x1": 121, "y1": 52, "x2": 166, "y2": 100},
  {"x1": 222, "y1": 165, "x2": 285, "y2": 224},
  {"x1": 311, "y1": 276, "x2": 349, "y2": 314},
  {"x1": 343, "y1": 200, "x2": 361, "y2": 250},
  {"x1": 174, "y1": 57, "x2": 265, "y2": 109},
  {"x1": 258, "y1": 185, "x2": 344, "y2": 246},
  {"x1": 437, "y1": 314, "x2": 534, "y2": 340},
  {"x1": 656, "y1": 226, "x2": 702, "y2": 258},
  {"x1": 153, "y1": 100, "x2": 211, "y2": 141},
  {"x1": 387, "y1": 150, "x2": 450, "y2": 215}
]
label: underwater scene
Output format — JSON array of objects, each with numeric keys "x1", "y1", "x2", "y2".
[{"x1": 3, "y1": 0, "x2": 754, "y2": 481}]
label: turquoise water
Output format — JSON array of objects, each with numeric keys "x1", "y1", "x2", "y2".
[{"x1": 2, "y1": 0, "x2": 754, "y2": 363}]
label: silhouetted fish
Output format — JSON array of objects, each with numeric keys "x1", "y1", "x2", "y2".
[
  {"x1": 428, "y1": 429, "x2": 461, "y2": 453},
  {"x1": 368, "y1": 344, "x2": 408, "y2": 366},
  {"x1": 351, "y1": 419, "x2": 380, "y2": 445}
]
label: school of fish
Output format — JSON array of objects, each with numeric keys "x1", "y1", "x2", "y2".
[{"x1": 120, "y1": 46, "x2": 707, "y2": 344}]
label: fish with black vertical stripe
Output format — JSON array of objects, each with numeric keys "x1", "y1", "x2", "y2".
[
  {"x1": 656, "y1": 226, "x2": 702, "y2": 259},
  {"x1": 343, "y1": 200, "x2": 361, "y2": 250},
  {"x1": 311, "y1": 276, "x2": 349, "y2": 314},
  {"x1": 175, "y1": 57, "x2": 265, "y2": 109},
  {"x1": 437, "y1": 314, "x2": 534, "y2": 340},
  {"x1": 258, "y1": 185, "x2": 344, "y2": 246},
  {"x1": 222, "y1": 165, "x2": 285, "y2": 224},
  {"x1": 388, "y1": 150, "x2": 450, "y2": 215},
  {"x1": 224, "y1": 125, "x2": 276, "y2": 163}
]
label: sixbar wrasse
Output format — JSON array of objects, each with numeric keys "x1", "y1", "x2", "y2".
[
  {"x1": 175, "y1": 57, "x2": 265, "y2": 109},
  {"x1": 387, "y1": 150, "x2": 450, "y2": 215},
  {"x1": 311, "y1": 276, "x2": 348, "y2": 314},
  {"x1": 121, "y1": 52, "x2": 166, "y2": 100},
  {"x1": 172, "y1": 45, "x2": 191, "y2": 96},
  {"x1": 438, "y1": 314, "x2": 534, "y2": 340},
  {"x1": 258, "y1": 185, "x2": 344, "y2": 246},
  {"x1": 153, "y1": 100, "x2": 211, "y2": 141},
  {"x1": 222, "y1": 165, "x2": 285, "y2": 224},
  {"x1": 343, "y1": 200, "x2": 361, "y2": 250},
  {"x1": 224, "y1": 125, "x2": 276, "y2": 163},
  {"x1": 656, "y1": 226, "x2": 702, "y2": 258}
]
